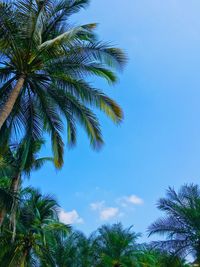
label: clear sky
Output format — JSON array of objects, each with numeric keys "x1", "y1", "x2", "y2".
[{"x1": 26, "y1": 0, "x2": 200, "y2": 242}]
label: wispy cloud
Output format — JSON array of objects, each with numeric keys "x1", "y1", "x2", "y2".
[
  {"x1": 90, "y1": 201, "x2": 105, "y2": 211},
  {"x1": 90, "y1": 194, "x2": 143, "y2": 221},
  {"x1": 123, "y1": 195, "x2": 144, "y2": 205},
  {"x1": 90, "y1": 201, "x2": 119, "y2": 221},
  {"x1": 100, "y1": 207, "x2": 119, "y2": 220},
  {"x1": 59, "y1": 209, "x2": 84, "y2": 225}
]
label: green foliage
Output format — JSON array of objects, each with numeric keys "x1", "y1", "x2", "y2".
[
  {"x1": 91, "y1": 223, "x2": 140, "y2": 267},
  {"x1": 0, "y1": 180, "x2": 193, "y2": 266},
  {"x1": 0, "y1": 138, "x2": 53, "y2": 179},
  {"x1": 0, "y1": 3, "x2": 196, "y2": 267},
  {"x1": 0, "y1": 186, "x2": 70, "y2": 266},
  {"x1": 0, "y1": 0, "x2": 126, "y2": 168},
  {"x1": 42, "y1": 230, "x2": 92, "y2": 266},
  {"x1": 148, "y1": 184, "x2": 200, "y2": 265},
  {"x1": 0, "y1": 138, "x2": 54, "y2": 239},
  {"x1": 136, "y1": 247, "x2": 190, "y2": 267},
  {"x1": 0, "y1": 148, "x2": 195, "y2": 266}
]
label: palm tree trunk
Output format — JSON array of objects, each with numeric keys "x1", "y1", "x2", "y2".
[
  {"x1": 0, "y1": 209, "x2": 5, "y2": 228},
  {"x1": 10, "y1": 174, "x2": 21, "y2": 242},
  {"x1": 0, "y1": 75, "x2": 25, "y2": 129},
  {"x1": 20, "y1": 251, "x2": 28, "y2": 267},
  {"x1": 0, "y1": 175, "x2": 20, "y2": 228},
  {"x1": 0, "y1": 175, "x2": 21, "y2": 231},
  {"x1": 11, "y1": 174, "x2": 21, "y2": 192}
]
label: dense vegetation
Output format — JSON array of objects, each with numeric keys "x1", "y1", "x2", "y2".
[
  {"x1": 0, "y1": 0, "x2": 198, "y2": 266},
  {"x1": 0, "y1": 177, "x2": 195, "y2": 266}
]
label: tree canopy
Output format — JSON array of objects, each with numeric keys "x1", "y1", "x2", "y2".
[
  {"x1": 148, "y1": 184, "x2": 200, "y2": 265},
  {"x1": 0, "y1": 0, "x2": 126, "y2": 167}
]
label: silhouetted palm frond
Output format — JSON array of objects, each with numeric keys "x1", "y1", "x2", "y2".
[{"x1": 148, "y1": 184, "x2": 200, "y2": 263}]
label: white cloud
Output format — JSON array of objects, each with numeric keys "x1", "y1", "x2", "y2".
[
  {"x1": 125, "y1": 195, "x2": 144, "y2": 205},
  {"x1": 90, "y1": 201, "x2": 119, "y2": 221},
  {"x1": 118, "y1": 195, "x2": 144, "y2": 207},
  {"x1": 59, "y1": 209, "x2": 84, "y2": 225},
  {"x1": 90, "y1": 195, "x2": 143, "y2": 221},
  {"x1": 90, "y1": 201, "x2": 105, "y2": 211},
  {"x1": 100, "y1": 207, "x2": 119, "y2": 221}
]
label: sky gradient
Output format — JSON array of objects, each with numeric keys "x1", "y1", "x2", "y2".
[{"x1": 26, "y1": 0, "x2": 200, "y2": 242}]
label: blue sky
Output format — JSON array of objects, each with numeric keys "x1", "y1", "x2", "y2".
[{"x1": 27, "y1": 0, "x2": 200, "y2": 242}]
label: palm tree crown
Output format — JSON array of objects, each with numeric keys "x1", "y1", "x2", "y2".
[
  {"x1": 148, "y1": 184, "x2": 200, "y2": 264},
  {"x1": 91, "y1": 223, "x2": 140, "y2": 267},
  {"x1": 0, "y1": 138, "x2": 53, "y2": 229},
  {"x1": 0, "y1": 187, "x2": 69, "y2": 266},
  {"x1": 0, "y1": 0, "x2": 126, "y2": 167}
]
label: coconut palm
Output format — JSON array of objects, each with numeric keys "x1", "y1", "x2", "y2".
[
  {"x1": 0, "y1": 139, "x2": 52, "y2": 191},
  {"x1": 0, "y1": 177, "x2": 15, "y2": 230},
  {"x1": 42, "y1": 230, "x2": 92, "y2": 267},
  {"x1": 136, "y1": 247, "x2": 190, "y2": 267},
  {"x1": 135, "y1": 247, "x2": 159, "y2": 267},
  {"x1": 44, "y1": 231, "x2": 80, "y2": 266},
  {"x1": 91, "y1": 223, "x2": 140, "y2": 267},
  {"x1": 0, "y1": 0, "x2": 126, "y2": 167},
  {"x1": 77, "y1": 233, "x2": 93, "y2": 267},
  {"x1": 0, "y1": 138, "x2": 53, "y2": 228},
  {"x1": 148, "y1": 184, "x2": 200, "y2": 265},
  {"x1": 0, "y1": 187, "x2": 69, "y2": 266}
]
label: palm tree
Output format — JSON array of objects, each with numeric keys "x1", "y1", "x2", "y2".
[
  {"x1": 91, "y1": 223, "x2": 140, "y2": 267},
  {"x1": 44, "y1": 231, "x2": 80, "y2": 266},
  {"x1": 0, "y1": 138, "x2": 53, "y2": 227},
  {"x1": 0, "y1": 177, "x2": 15, "y2": 230},
  {"x1": 43, "y1": 230, "x2": 92, "y2": 267},
  {"x1": 136, "y1": 247, "x2": 190, "y2": 267},
  {"x1": 148, "y1": 184, "x2": 200, "y2": 265},
  {"x1": 0, "y1": 187, "x2": 69, "y2": 266},
  {"x1": 77, "y1": 233, "x2": 94, "y2": 267},
  {"x1": 0, "y1": 0, "x2": 126, "y2": 167}
]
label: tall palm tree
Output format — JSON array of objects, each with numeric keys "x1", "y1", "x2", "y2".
[
  {"x1": 0, "y1": 0, "x2": 126, "y2": 167},
  {"x1": 0, "y1": 187, "x2": 69, "y2": 266},
  {"x1": 91, "y1": 223, "x2": 140, "y2": 267},
  {"x1": 148, "y1": 184, "x2": 200, "y2": 265}
]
